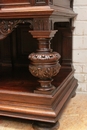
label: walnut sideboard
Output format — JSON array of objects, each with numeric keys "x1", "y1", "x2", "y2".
[{"x1": 0, "y1": 0, "x2": 78, "y2": 129}]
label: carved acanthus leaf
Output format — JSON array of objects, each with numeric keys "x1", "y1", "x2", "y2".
[{"x1": 29, "y1": 63, "x2": 61, "y2": 79}]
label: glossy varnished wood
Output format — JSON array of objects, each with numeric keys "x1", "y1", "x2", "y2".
[
  {"x1": 0, "y1": 0, "x2": 77, "y2": 129},
  {"x1": 0, "y1": 66, "x2": 77, "y2": 123}
]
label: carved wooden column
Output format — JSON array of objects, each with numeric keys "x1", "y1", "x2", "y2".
[
  {"x1": 29, "y1": 18, "x2": 61, "y2": 94},
  {"x1": 28, "y1": 17, "x2": 61, "y2": 129}
]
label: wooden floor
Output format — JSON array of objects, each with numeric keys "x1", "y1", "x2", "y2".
[{"x1": 0, "y1": 93, "x2": 86, "y2": 130}]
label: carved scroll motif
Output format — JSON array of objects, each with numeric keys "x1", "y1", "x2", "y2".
[
  {"x1": 0, "y1": 19, "x2": 32, "y2": 40},
  {"x1": 0, "y1": 20, "x2": 21, "y2": 40}
]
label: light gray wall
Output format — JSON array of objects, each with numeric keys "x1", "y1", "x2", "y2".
[{"x1": 73, "y1": 0, "x2": 87, "y2": 93}]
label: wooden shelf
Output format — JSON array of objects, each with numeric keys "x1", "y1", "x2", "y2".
[{"x1": 0, "y1": 66, "x2": 71, "y2": 94}]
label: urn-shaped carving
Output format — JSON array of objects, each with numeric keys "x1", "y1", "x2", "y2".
[
  {"x1": 29, "y1": 52, "x2": 61, "y2": 79},
  {"x1": 28, "y1": 37, "x2": 61, "y2": 92}
]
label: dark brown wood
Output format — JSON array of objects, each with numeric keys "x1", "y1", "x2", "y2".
[
  {"x1": 29, "y1": 31, "x2": 61, "y2": 93},
  {"x1": 0, "y1": 1, "x2": 77, "y2": 129},
  {"x1": 33, "y1": 121, "x2": 59, "y2": 130}
]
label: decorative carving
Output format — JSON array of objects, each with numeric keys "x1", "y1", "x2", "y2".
[
  {"x1": 29, "y1": 63, "x2": 60, "y2": 79},
  {"x1": 0, "y1": 19, "x2": 32, "y2": 40},
  {"x1": 0, "y1": 20, "x2": 21, "y2": 39},
  {"x1": 29, "y1": 52, "x2": 60, "y2": 63},
  {"x1": 28, "y1": 32, "x2": 61, "y2": 92},
  {"x1": 33, "y1": 18, "x2": 52, "y2": 30}
]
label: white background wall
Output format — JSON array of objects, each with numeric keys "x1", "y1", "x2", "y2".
[{"x1": 73, "y1": 0, "x2": 87, "y2": 93}]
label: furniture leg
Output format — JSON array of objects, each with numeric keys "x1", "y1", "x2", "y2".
[{"x1": 33, "y1": 121, "x2": 59, "y2": 130}]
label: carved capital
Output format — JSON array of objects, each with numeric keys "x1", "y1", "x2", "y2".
[{"x1": 33, "y1": 18, "x2": 52, "y2": 30}]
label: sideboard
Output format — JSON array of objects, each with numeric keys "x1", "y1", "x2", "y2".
[{"x1": 0, "y1": 0, "x2": 78, "y2": 129}]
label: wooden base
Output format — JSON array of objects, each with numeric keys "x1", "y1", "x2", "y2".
[
  {"x1": 33, "y1": 121, "x2": 59, "y2": 130},
  {"x1": 0, "y1": 66, "x2": 78, "y2": 127}
]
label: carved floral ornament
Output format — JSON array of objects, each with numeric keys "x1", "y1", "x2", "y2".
[
  {"x1": 29, "y1": 63, "x2": 61, "y2": 79},
  {"x1": 0, "y1": 19, "x2": 32, "y2": 40},
  {"x1": 0, "y1": 18, "x2": 53, "y2": 40},
  {"x1": 29, "y1": 51, "x2": 61, "y2": 79},
  {"x1": 0, "y1": 20, "x2": 21, "y2": 39}
]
